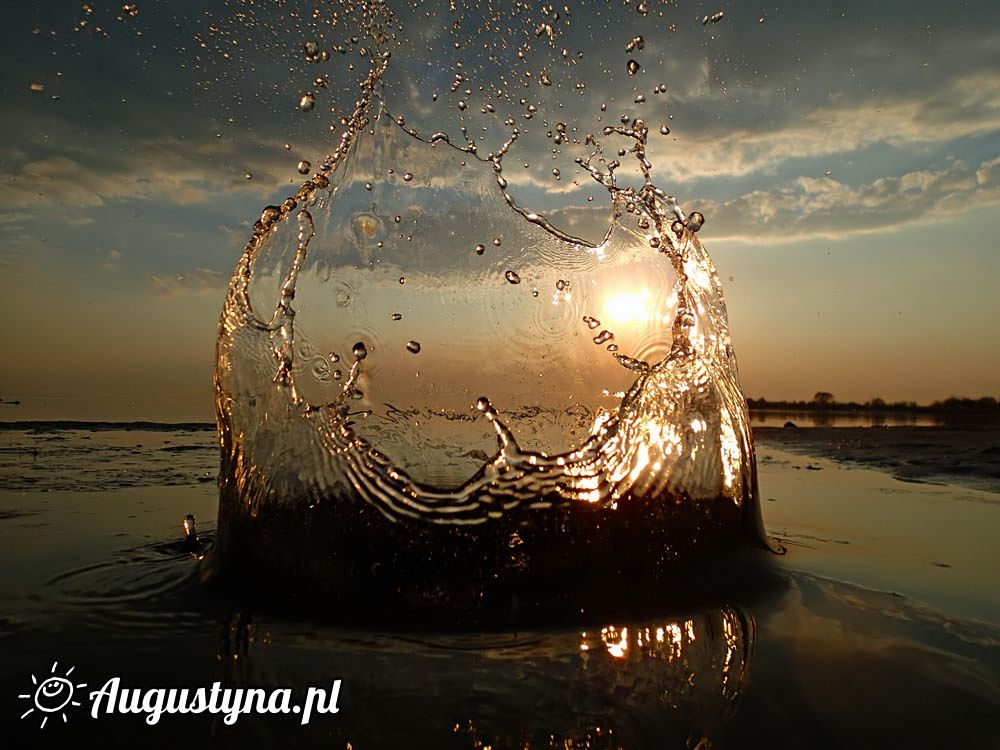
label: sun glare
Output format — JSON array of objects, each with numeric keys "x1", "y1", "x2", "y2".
[{"x1": 603, "y1": 289, "x2": 654, "y2": 327}]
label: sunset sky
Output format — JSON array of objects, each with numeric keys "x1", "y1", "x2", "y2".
[{"x1": 1, "y1": 0, "x2": 997, "y2": 421}]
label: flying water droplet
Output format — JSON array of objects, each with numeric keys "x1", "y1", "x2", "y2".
[
  {"x1": 406, "y1": 340, "x2": 422, "y2": 354},
  {"x1": 505, "y1": 270, "x2": 521, "y2": 284},
  {"x1": 687, "y1": 211, "x2": 706, "y2": 232},
  {"x1": 299, "y1": 92, "x2": 316, "y2": 111},
  {"x1": 297, "y1": 160, "x2": 311, "y2": 174}
]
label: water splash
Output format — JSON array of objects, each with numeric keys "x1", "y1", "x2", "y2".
[{"x1": 212, "y1": 1, "x2": 771, "y2": 614}]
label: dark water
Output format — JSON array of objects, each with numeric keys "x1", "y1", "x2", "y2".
[{"x1": 1, "y1": 424, "x2": 999, "y2": 747}]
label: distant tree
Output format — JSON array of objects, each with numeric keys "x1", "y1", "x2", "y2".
[
  {"x1": 868, "y1": 397, "x2": 886, "y2": 409},
  {"x1": 812, "y1": 391, "x2": 834, "y2": 406}
]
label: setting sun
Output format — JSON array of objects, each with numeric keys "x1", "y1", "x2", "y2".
[{"x1": 603, "y1": 289, "x2": 654, "y2": 326}]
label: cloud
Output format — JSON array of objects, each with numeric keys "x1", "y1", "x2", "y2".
[
  {"x1": 150, "y1": 266, "x2": 228, "y2": 296},
  {"x1": 695, "y1": 156, "x2": 1000, "y2": 243},
  {"x1": 642, "y1": 70, "x2": 1000, "y2": 182}
]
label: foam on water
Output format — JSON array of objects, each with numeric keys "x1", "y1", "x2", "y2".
[{"x1": 212, "y1": 0, "x2": 771, "y2": 613}]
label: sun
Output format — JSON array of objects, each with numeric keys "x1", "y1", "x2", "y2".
[
  {"x1": 603, "y1": 288, "x2": 654, "y2": 327},
  {"x1": 18, "y1": 661, "x2": 87, "y2": 729}
]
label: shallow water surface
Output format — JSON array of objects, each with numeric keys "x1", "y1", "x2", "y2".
[{"x1": 1, "y1": 425, "x2": 998, "y2": 747}]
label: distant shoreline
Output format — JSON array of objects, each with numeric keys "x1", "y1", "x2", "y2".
[{"x1": 2, "y1": 406, "x2": 999, "y2": 431}]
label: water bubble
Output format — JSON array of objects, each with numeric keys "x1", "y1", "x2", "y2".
[
  {"x1": 352, "y1": 342, "x2": 368, "y2": 360},
  {"x1": 505, "y1": 270, "x2": 521, "y2": 284},
  {"x1": 406, "y1": 340, "x2": 422, "y2": 354},
  {"x1": 626, "y1": 60, "x2": 640, "y2": 76},
  {"x1": 297, "y1": 160, "x2": 311, "y2": 175},
  {"x1": 687, "y1": 212, "x2": 706, "y2": 232},
  {"x1": 299, "y1": 92, "x2": 316, "y2": 111},
  {"x1": 555, "y1": 279, "x2": 569, "y2": 291}
]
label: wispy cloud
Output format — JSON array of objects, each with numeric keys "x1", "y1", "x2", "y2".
[{"x1": 149, "y1": 266, "x2": 228, "y2": 296}]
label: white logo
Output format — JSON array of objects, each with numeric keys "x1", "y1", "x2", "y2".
[{"x1": 18, "y1": 661, "x2": 87, "y2": 729}]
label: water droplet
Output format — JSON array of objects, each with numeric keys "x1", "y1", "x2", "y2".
[
  {"x1": 555, "y1": 279, "x2": 569, "y2": 291},
  {"x1": 244, "y1": 172, "x2": 253, "y2": 180},
  {"x1": 352, "y1": 342, "x2": 368, "y2": 360},
  {"x1": 702, "y1": 11, "x2": 725, "y2": 25},
  {"x1": 398, "y1": 276, "x2": 405, "y2": 285},
  {"x1": 474, "y1": 243, "x2": 485, "y2": 255},
  {"x1": 671, "y1": 219, "x2": 686, "y2": 235},
  {"x1": 406, "y1": 340, "x2": 421, "y2": 354},
  {"x1": 624, "y1": 35, "x2": 645, "y2": 52},
  {"x1": 121, "y1": 2, "x2": 138, "y2": 17},
  {"x1": 492, "y1": 237, "x2": 502, "y2": 246},
  {"x1": 402, "y1": 172, "x2": 413, "y2": 182},
  {"x1": 582, "y1": 315, "x2": 601, "y2": 330},
  {"x1": 297, "y1": 160, "x2": 311, "y2": 174},
  {"x1": 390, "y1": 313, "x2": 402, "y2": 321},
  {"x1": 626, "y1": 60, "x2": 640, "y2": 76},
  {"x1": 687, "y1": 212, "x2": 706, "y2": 232},
  {"x1": 659, "y1": 125, "x2": 670, "y2": 135},
  {"x1": 29, "y1": 82, "x2": 45, "y2": 93},
  {"x1": 505, "y1": 270, "x2": 521, "y2": 284},
  {"x1": 636, "y1": 1, "x2": 650, "y2": 15},
  {"x1": 299, "y1": 92, "x2": 316, "y2": 111},
  {"x1": 457, "y1": 100, "x2": 467, "y2": 111},
  {"x1": 593, "y1": 330, "x2": 614, "y2": 345},
  {"x1": 552, "y1": 168, "x2": 561, "y2": 179}
]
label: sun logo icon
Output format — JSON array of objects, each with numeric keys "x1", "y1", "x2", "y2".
[{"x1": 18, "y1": 661, "x2": 87, "y2": 729}]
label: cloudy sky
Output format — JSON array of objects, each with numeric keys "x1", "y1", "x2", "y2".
[{"x1": 1, "y1": 0, "x2": 997, "y2": 421}]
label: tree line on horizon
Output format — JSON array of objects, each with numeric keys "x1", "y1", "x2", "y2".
[{"x1": 747, "y1": 392, "x2": 1000, "y2": 413}]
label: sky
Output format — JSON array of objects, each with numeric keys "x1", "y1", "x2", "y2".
[{"x1": 0, "y1": 0, "x2": 998, "y2": 421}]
